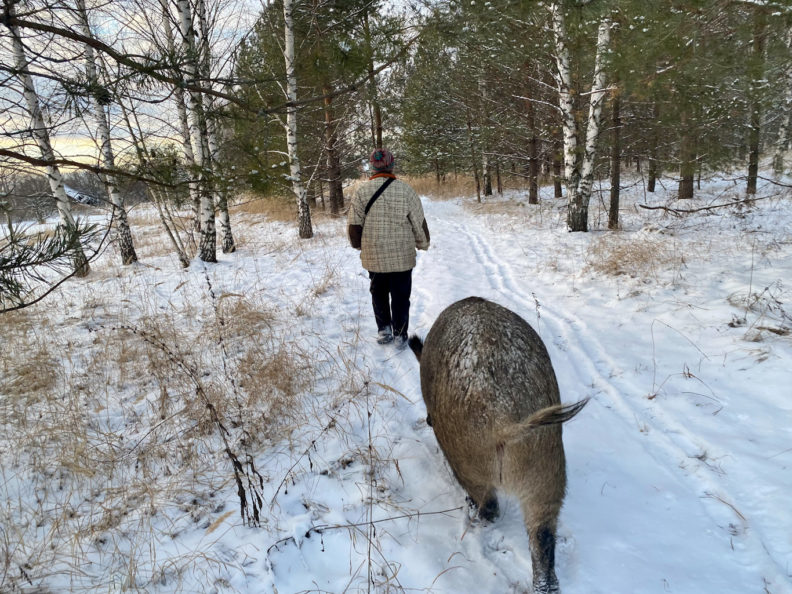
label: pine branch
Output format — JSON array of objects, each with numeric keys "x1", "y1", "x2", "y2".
[{"x1": 0, "y1": 218, "x2": 110, "y2": 313}]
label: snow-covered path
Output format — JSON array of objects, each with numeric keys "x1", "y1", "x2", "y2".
[{"x1": 358, "y1": 197, "x2": 792, "y2": 594}]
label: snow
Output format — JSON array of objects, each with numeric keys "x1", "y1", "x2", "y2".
[{"x1": 2, "y1": 174, "x2": 792, "y2": 593}]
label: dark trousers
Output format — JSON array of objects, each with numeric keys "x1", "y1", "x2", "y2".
[{"x1": 369, "y1": 269, "x2": 412, "y2": 338}]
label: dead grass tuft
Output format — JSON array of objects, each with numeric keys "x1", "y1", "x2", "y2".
[
  {"x1": 402, "y1": 175, "x2": 478, "y2": 200},
  {"x1": 0, "y1": 279, "x2": 336, "y2": 590},
  {"x1": 0, "y1": 310, "x2": 60, "y2": 400},
  {"x1": 403, "y1": 174, "x2": 539, "y2": 200},
  {"x1": 586, "y1": 233, "x2": 683, "y2": 280},
  {"x1": 237, "y1": 341, "x2": 311, "y2": 439},
  {"x1": 233, "y1": 194, "x2": 296, "y2": 222},
  {"x1": 217, "y1": 295, "x2": 277, "y2": 338}
]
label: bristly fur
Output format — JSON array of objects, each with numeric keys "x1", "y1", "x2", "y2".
[
  {"x1": 408, "y1": 335, "x2": 423, "y2": 362},
  {"x1": 413, "y1": 296, "x2": 584, "y2": 594}
]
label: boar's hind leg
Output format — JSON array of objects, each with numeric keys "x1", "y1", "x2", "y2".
[
  {"x1": 522, "y1": 504, "x2": 561, "y2": 594},
  {"x1": 529, "y1": 524, "x2": 559, "y2": 593}
]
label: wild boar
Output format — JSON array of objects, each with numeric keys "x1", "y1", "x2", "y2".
[{"x1": 408, "y1": 297, "x2": 587, "y2": 594}]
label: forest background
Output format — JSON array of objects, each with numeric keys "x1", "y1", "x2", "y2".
[{"x1": 2, "y1": 0, "x2": 792, "y2": 291}]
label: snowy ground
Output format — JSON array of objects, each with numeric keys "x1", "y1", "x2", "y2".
[{"x1": 1, "y1": 174, "x2": 791, "y2": 593}]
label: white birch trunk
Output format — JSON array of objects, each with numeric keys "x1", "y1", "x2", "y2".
[
  {"x1": 549, "y1": 3, "x2": 611, "y2": 232},
  {"x1": 177, "y1": 0, "x2": 216, "y2": 261},
  {"x1": 76, "y1": 0, "x2": 137, "y2": 265},
  {"x1": 160, "y1": 0, "x2": 201, "y2": 233},
  {"x1": 206, "y1": 114, "x2": 235, "y2": 252},
  {"x1": 8, "y1": 10, "x2": 89, "y2": 276},
  {"x1": 550, "y1": 2, "x2": 578, "y2": 189},
  {"x1": 283, "y1": 0, "x2": 313, "y2": 239},
  {"x1": 576, "y1": 19, "x2": 612, "y2": 202},
  {"x1": 196, "y1": 0, "x2": 235, "y2": 253}
]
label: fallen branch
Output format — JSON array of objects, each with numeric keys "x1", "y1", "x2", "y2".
[
  {"x1": 638, "y1": 195, "x2": 770, "y2": 215},
  {"x1": 266, "y1": 506, "x2": 465, "y2": 554},
  {"x1": 757, "y1": 175, "x2": 792, "y2": 189}
]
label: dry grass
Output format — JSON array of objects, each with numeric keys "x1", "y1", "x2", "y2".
[
  {"x1": 403, "y1": 173, "x2": 540, "y2": 200},
  {"x1": 0, "y1": 277, "x2": 332, "y2": 590},
  {"x1": 586, "y1": 232, "x2": 684, "y2": 281},
  {"x1": 232, "y1": 191, "x2": 348, "y2": 228},
  {"x1": 233, "y1": 193, "x2": 297, "y2": 222},
  {"x1": 131, "y1": 221, "x2": 193, "y2": 260},
  {"x1": 0, "y1": 208, "x2": 401, "y2": 592},
  {"x1": 402, "y1": 175, "x2": 478, "y2": 200},
  {"x1": 0, "y1": 310, "x2": 60, "y2": 402}
]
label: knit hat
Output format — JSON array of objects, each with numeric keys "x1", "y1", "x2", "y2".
[{"x1": 369, "y1": 148, "x2": 395, "y2": 172}]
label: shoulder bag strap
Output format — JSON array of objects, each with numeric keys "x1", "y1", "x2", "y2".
[{"x1": 364, "y1": 177, "x2": 395, "y2": 216}]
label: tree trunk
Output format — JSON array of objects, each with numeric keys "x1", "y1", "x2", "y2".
[
  {"x1": 283, "y1": 0, "x2": 313, "y2": 238},
  {"x1": 76, "y1": 0, "x2": 137, "y2": 265},
  {"x1": 466, "y1": 111, "x2": 481, "y2": 203},
  {"x1": 609, "y1": 87, "x2": 621, "y2": 230},
  {"x1": 177, "y1": 0, "x2": 216, "y2": 261},
  {"x1": 678, "y1": 110, "x2": 696, "y2": 199},
  {"x1": 647, "y1": 167, "x2": 657, "y2": 193},
  {"x1": 747, "y1": 7, "x2": 767, "y2": 196},
  {"x1": 550, "y1": 4, "x2": 611, "y2": 231},
  {"x1": 527, "y1": 99, "x2": 539, "y2": 205},
  {"x1": 196, "y1": 0, "x2": 235, "y2": 254},
  {"x1": 323, "y1": 85, "x2": 344, "y2": 216},
  {"x1": 549, "y1": 3, "x2": 579, "y2": 197},
  {"x1": 160, "y1": 0, "x2": 201, "y2": 232},
  {"x1": 478, "y1": 78, "x2": 493, "y2": 196},
  {"x1": 363, "y1": 11, "x2": 383, "y2": 149},
  {"x1": 8, "y1": 11, "x2": 89, "y2": 276},
  {"x1": 574, "y1": 19, "x2": 612, "y2": 231},
  {"x1": 553, "y1": 147, "x2": 563, "y2": 198},
  {"x1": 496, "y1": 161, "x2": 503, "y2": 194},
  {"x1": 647, "y1": 103, "x2": 660, "y2": 193}
]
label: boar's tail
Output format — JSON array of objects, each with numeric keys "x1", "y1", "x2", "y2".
[
  {"x1": 498, "y1": 398, "x2": 589, "y2": 443},
  {"x1": 408, "y1": 335, "x2": 423, "y2": 362}
]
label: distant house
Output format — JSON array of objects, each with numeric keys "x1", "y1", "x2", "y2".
[{"x1": 63, "y1": 185, "x2": 100, "y2": 206}]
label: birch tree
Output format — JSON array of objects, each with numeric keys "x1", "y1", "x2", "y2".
[
  {"x1": 283, "y1": 0, "x2": 313, "y2": 239},
  {"x1": 75, "y1": 0, "x2": 137, "y2": 265},
  {"x1": 159, "y1": 0, "x2": 202, "y2": 234},
  {"x1": 196, "y1": 0, "x2": 235, "y2": 252},
  {"x1": 176, "y1": 0, "x2": 217, "y2": 261},
  {"x1": 5, "y1": 2, "x2": 89, "y2": 276},
  {"x1": 549, "y1": 2, "x2": 612, "y2": 232}
]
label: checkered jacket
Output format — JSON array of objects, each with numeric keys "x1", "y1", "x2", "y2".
[{"x1": 348, "y1": 176, "x2": 429, "y2": 273}]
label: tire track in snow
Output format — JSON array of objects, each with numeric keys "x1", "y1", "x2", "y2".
[{"x1": 446, "y1": 212, "x2": 788, "y2": 584}]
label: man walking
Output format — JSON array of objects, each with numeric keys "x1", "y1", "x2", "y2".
[{"x1": 348, "y1": 148, "x2": 430, "y2": 347}]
